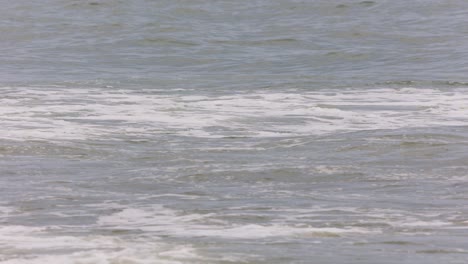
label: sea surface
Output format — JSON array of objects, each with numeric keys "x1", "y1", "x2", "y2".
[{"x1": 1, "y1": 1, "x2": 468, "y2": 263}]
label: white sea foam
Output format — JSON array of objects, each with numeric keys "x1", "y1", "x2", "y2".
[
  {"x1": 0, "y1": 225, "x2": 201, "y2": 264},
  {"x1": 1, "y1": 204, "x2": 463, "y2": 263},
  {"x1": 0, "y1": 205, "x2": 370, "y2": 263},
  {"x1": 0, "y1": 206, "x2": 15, "y2": 217},
  {"x1": 97, "y1": 206, "x2": 375, "y2": 239},
  {"x1": 0, "y1": 87, "x2": 467, "y2": 141},
  {"x1": 396, "y1": 220, "x2": 452, "y2": 228}
]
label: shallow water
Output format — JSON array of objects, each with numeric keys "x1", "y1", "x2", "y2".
[{"x1": 1, "y1": 1, "x2": 468, "y2": 263}]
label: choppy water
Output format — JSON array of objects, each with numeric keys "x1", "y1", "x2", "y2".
[{"x1": 1, "y1": 1, "x2": 468, "y2": 263}]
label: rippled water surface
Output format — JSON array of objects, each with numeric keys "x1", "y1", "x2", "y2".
[{"x1": 1, "y1": 1, "x2": 468, "y2": 263}]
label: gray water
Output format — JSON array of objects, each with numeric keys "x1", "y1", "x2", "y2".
[{"x1": 1, "y1": 1, "x2": 468, "y2": 263}]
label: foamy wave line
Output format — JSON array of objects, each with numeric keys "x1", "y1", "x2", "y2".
[
  {"x1": 0, "y1": 87, "x2": 467, "y2": 141},
  {"x1": 0, "y1": 225, "x2": 201, "y2": 264},
  {"x1": 97, "y1": 207, "x2": 376, "y2": 239}
]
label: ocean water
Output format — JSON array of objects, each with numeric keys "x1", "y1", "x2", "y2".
[{"x1": 1, "y1": 0, "x2": 468, "y2": 263}]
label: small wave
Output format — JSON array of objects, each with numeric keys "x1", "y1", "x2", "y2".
[
  {"x1": 98, "y1": 206, "x2": 375, "y2": 239},
  {"x1": 139, "y1": 37, "x2": 198, "y2": 47},
  {"x1": 212, "y1": 38, "x2": 299, "y2": 46},
  {"x1": 0, "y1": 86, "x2": 467, "y2": 142},
  {"x1": 372, "y1": 80, "x2": 468, "y2": 87},
  {"x1": 0, "y1": 225, "x2": 202, "y2": 264}
]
